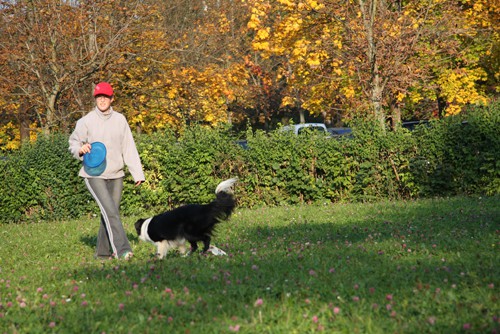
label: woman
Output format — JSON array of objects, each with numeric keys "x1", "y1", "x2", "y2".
[{"x1": 69, "y1": 82, "x2": 145, "y2": 260}]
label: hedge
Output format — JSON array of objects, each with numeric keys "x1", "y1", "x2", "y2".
[{"x1": 1, "y1": 102, "x2": 498, "y2": 223}]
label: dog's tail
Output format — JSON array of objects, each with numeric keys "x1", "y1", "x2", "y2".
[
  {"x1": 213, "y1": 178, "x2": 237, "y2": 220},
  {"x1": 215, "y1": 178, "x2": 238, "y2": 194}
]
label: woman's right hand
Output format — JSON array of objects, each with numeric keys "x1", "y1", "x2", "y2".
[{"x1": 79, "y1": 143, "x2": 91, "y2": 156}]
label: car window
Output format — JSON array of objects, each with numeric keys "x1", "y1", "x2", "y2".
[{"x1": 297, "y1": 126, "x2": 327, "y2": 135}]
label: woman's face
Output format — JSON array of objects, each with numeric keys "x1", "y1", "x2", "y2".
[{"x1": 95, "y1": 95, "x2": 113, "y2": 112}]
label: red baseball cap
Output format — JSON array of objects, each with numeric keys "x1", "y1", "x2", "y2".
[{"x1": 93, "y1": 82, "x2": 114, "y2": 97}]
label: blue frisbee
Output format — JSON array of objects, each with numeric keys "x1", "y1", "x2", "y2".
[{"x1": 83, "y1": 142, "x2": 107, "y2": 176}]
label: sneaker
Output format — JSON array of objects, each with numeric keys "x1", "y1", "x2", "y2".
[{"x1": 121, "y1": 251, "x2": 133, "y2": 260}]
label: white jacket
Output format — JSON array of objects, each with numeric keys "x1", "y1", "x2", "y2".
[{"x1": 68, "y1": 107, "x2": 145, "y2": 183}]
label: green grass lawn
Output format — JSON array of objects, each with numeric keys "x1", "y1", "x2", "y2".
[{"x1": 1, "y1": 196, "x2": 498, "y2": 333}]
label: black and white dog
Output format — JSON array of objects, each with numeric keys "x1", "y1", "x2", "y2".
[{"x1": 135, "y1": 178, "x2": 237, "y2": 259}]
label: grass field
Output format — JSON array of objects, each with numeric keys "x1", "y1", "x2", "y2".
[{"x1": 0, "y1": 196, "x2": 498, "y2": 333}]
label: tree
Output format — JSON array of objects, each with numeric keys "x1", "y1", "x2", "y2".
[
  {"x1": 430, "y1": 0, "x2": 498, "y2": 116},
  {"x1": 247, "y1": 0, "x2": 490, "y2": 128},
  {"x1": 0, "y1": 0, "x2": 146, "y2": 139},
  {"x1": 111, "y1": 0, "x2": 256, "y2": 132},
  {"x1": 248, "y1": 0, "x2": 336, "y2": 125}
]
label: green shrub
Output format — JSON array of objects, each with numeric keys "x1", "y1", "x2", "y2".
[
  {"x1": 347, "y1": 120, "x2": 418, "y2": 201},
  {"x1": 121, "y1": 125, "x2": 245, "y2": 216},
  {"x1": 410, "y1": 102, "x2": 500, "y2": 196},
  {"x1": 0, "y1": 133, "x2": 92, "y2": 223},
  {"x1": 239, "y1": 128, "x2": 358, "y2": 205},
  {"x1": 1, "y1": 101, "x2": 498, "y2": 223}
]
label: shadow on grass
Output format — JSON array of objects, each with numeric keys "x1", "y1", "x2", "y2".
[
  {"x1": 80, "y1": 232, "x2": 139, "y2": 249},
  {"x1": 53, "y1": 196, "x2": 498, "y2": 333}
]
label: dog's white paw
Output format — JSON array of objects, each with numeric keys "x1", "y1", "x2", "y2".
[{"x1": 208, "y1": 245, "x2": 227, "y2": 256}]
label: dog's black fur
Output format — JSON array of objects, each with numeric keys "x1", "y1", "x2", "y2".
[{"x1": 135, "y1": 178, "x2": 237, "y2": 258}]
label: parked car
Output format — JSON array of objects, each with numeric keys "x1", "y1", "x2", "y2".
[
  {"x1": 235, "y1": 139, "x2": 248, "y2": 150},
  {"x1": 402, "y1": 120, "x2": 429, "y2": 131},
  {"x1": 327, "y1": 127, "x2": 352, "y2": 138},
  {"x1": 281, "y1": 123, "x2": 328, "y2": 135}
]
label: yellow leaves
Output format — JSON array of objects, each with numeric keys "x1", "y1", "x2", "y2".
[
  {"x1": 167, "y1": 88, "x2": 177, "y2": 99},
  {"x1": 281, "y1": 96, "x2": 295, "y2": 107},
  {"x1": 118, "y1": 59, "x2": 238, "y2": 131},
  {"x1": 218, "y1": 13, "x2": 231, "y2": 33},
  {"x1": 252, "y1": 41, "x2": 270, "y2": 51},
  {"x1": 257, "y1": 28, "x2": 270, "y2": 40},
  {"x1": 277, "y1": 0, "x2": 295, "y2": 8},
  {"x1": 297, "y1": 0, "x2": 325, "y2": 11},
  {"x1": 444, "y1": 105, "x2": 462, "y2": 116},
  {"x1": 224, "y1": 89, "x2": 235, "y2": 102},
  {"x1": 292, "y1": 39, "x2": 308, "y2": 60},
  {"x1": 396, "y1": 92, "x2": 406, "y2": 102},
  {"x1": 248, "y1": 5, "x2": 268, "y2": 30},
  {"x1": 0, "y1": 122, "x2": 20, "y2": 151},
  {"x1": 342, "y1": 86, "x2": 356, "y2": 98},
  {"x1": 306, "y1": 54, "x2": 321, "y2": 67},
  {"x1": 409, "y1": 91, "x2": 423, "y2": 104},
  {"x1": 472, "y1": 2, "x2": 483, "y2": 11},
  {"x1": 290, "y1": 17, "x2": 303, "y2": 32},
  {"x1": 306, "y1": 50, "x2": 329, "y2": 68},
  {"x1": 437, "y1": 67, "x2": 489, "y2": 115},
  {"x1": 277, "y1": 13, "x2": 304, "y2": 35},
  {"x1": 462, "y1": 0, "x2": 497, "y2": 31},
  {"x1": 204, "y1": 113, "x2": 215, "y2": 123},
  {"x1": 306, "y1": 0, "x2": 324, "y2": 11},
  {"x1": 247, "y1": 14, "x2": 260, "y2": 29}
]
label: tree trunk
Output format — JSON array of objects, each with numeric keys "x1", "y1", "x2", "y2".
[
  {"x1": 437, "y1": 94, "x2": 447, "y2": 118},
  {"x1": 299, "y1": 108, "x2": 306, "y2": 123},
  {"x1": 360, "y1": 0, "x2": 386, "y2": 130},
  {"x1": 390, "y1": 99, "x2": 401, "y2": 130},
  {"x1": 372, "y1": 79, "x2": 385, "y2": 130},
  {"x1": 18, "y1": 101, "x2": 31, "y2": 145},
  {"x1": 226, "y1": 105, "x2": 232, "y2": 125}
]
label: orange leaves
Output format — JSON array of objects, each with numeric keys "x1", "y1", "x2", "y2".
[
  {"x1": 247, "y1": 0, "x2": 346, "y2": 117},
  {"x1": 245, "y1": 0, "x2": 496, "y2": 123},
  {"x1": 118, "y1": 58, "x2": 253, "y2": 132},
  {"x1": 463, "y1": 0, "x2": 499, "y2": 29},
  {"x1": 217, "y1": 13, "x2": 232, "y2": 34},
  {"x1": 1, "y1": 0, "x2": 497, "y2": 141}
]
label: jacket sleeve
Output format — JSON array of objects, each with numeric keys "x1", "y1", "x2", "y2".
[
  {"x1": 122, "y1": 121, "x2": 146, "y2": 183},
  {"x1": 68, "y1": 119, "x2": 86, "y2": 160}
]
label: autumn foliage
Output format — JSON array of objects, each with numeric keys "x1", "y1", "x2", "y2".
[{"x1": 0, "y1": 0, "x2": 498, "y2": 149}]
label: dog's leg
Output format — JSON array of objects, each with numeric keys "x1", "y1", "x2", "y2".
[
  {"x1": 202, "y1": 236, "x2": 211, "y2": 253},
  {"x1": 177, "y1": 240, "x2": 189, "y2": 257},
  {"x1": 155, "y1": 242, "x2": 161, "y2": 258},
  {"x1": 189, "y1": 241, "x2": 198, "y2": 254},
  {"x1": 156, "y1": 241, "x2": 169, "y2": 259}
]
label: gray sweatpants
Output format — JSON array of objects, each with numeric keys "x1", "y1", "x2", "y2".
[{"x1": 85, "y1": 177, "x2": 132, "y2": 258}]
